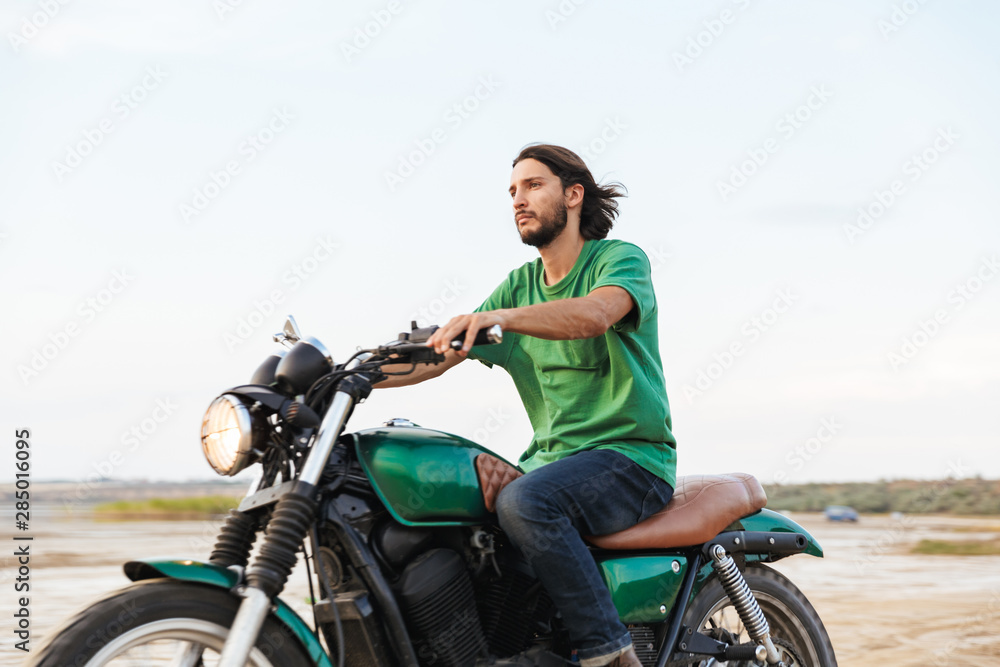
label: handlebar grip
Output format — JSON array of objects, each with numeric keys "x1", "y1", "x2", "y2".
[{"x1": 450, "y1": 324, "x2": 503, "y2": 349}]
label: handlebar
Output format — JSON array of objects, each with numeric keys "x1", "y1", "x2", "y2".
[{"x1": 372, "y1": 324, "x2": 503, "y2": 363}]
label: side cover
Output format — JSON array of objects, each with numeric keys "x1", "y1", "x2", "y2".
[
  {"x1": 596, "y1": 554, "x2": 690, "y2": 623},
  {"x1": 353, "y1": 425, "x2": 516, "y2": 526}
]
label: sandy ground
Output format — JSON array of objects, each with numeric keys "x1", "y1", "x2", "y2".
[
  {"x1": 769, "y1": 513, "x2": 1000, "y2": 666},
  {"x1": 1, "y1": 510, "x2": 998, "y2": 665}
]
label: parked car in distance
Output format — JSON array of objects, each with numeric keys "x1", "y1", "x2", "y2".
[{"x1": 824, "y1": 505, "x2": 859, "y2": 522}]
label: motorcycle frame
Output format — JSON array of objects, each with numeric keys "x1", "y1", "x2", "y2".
[{"x1": 126, "y1": 506, "x2": 811, "y2": 667}]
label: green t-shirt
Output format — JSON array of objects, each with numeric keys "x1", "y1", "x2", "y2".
[{"x1": 469, "y1": 238, "x2": 677, "y2": 488}]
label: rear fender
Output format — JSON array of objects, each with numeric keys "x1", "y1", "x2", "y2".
[
  {"x1": 689, "y1": 509, "x2": 824, "y2": 603},
  {"x1": 124, "y1": 559, "x2": 332, "y2": 667},
  {"x1": 739, "y1": 509, "x2": 824, "y2": 558}
]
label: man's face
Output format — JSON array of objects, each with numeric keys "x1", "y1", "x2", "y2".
[{"x1": 509, "y1": 158, "x2": 568, "y2": 249}]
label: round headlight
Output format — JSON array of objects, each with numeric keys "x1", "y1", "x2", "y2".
[{"x1": 201, "y1": 394, "x2": 255, "y2": 476}]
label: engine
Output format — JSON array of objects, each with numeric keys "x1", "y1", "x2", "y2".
[
  {"x1": 474, "y1": 537, "x2": 555, "y2": 658},
  {"x1": 627, "y1": 624, "x2": 660, "y2": 667},
  {"x1": 396, "y1": 549, "x2": 488, "y2": 666},
  {"x1": 314, "y1": 443, "x2": 555, "y2": 666}
]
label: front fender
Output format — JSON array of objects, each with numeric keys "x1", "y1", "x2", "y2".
[{"x1": 124, "y1": 559, "x2": 332, "y2": 667}]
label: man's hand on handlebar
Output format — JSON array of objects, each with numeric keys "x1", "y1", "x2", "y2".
[{"x1": 427, "y1": 311, "x2": 508, "y2": 357}]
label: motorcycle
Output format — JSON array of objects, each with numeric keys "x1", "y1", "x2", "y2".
[{"x1": 32, "y1": 316, "x2": 837, "y2": 666}]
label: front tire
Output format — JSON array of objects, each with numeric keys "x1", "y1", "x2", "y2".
[
  {"x1": 681, "y1": 563, "x2": 837, "y2": 666},
  {"x1": 30, "y1": 580, "x2": 314, "y2": 666}
]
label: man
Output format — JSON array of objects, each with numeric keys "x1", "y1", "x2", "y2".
[{"x1": 380, "y1": 144, "x2": 677, "y2": 667}]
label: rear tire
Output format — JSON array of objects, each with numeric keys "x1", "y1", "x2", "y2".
[
  {"x1": 681, "y1": 563, "x2": 837, "y2": 666},
  {"x1": 29, "y1": 579, "x2": 314, "y2": 666}
]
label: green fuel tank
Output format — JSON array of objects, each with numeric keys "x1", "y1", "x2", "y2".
[{"x1": 351, "y1": 422, "x2": 517, "y2": 526}]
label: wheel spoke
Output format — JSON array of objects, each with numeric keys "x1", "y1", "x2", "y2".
[{"x1": 168, "y1": 641, "x2": 205, "y2": 667}]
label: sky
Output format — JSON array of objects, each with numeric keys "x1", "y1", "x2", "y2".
[{"x1": 1, "y1": 1, "x2": 998, "y2": 487}]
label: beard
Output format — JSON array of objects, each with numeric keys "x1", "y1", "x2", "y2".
[{"x1": 518, "y1": 200, "x2": 568, "y2": 249}]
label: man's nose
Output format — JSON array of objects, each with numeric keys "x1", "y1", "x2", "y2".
[{"x1": 512, "y1": 189, "x2": 528, "y2": 209}]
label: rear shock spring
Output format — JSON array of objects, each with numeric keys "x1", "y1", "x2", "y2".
[{"x1": 708, "y1": 544, "x2": 770, "y2": 641}]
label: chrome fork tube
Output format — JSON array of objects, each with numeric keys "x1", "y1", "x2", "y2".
[
  {"x1": 218, "y1": 588, "x2": 271, "y2": 667},
  {"x1": 218, "y1": 391, "x2": 355, "y2": 667},
  {"x1": 298, "y1": 391, "x2": 354, "y2": 485}
]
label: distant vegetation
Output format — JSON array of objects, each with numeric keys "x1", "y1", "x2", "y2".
[
  {"x1": 88, "y1": 478, "x2": 1000, "y2": 518},
  {"x1": 764, "y1": 478, "x2": 1000, "y2": 515},
  {"x1": 912, "y1": 539, "x2": 1000, "y2": 556},
  {"x1": 94, "y1": 496, "x2": 241, "y2": 519}
]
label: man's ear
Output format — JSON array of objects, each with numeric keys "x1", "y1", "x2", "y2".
[{"x1": 564, "y1": 183, "x2": 585, "y2": 209}]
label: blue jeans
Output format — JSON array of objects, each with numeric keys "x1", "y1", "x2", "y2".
[{"x1": 495, "y1": 449, "x2": 674, "y2": 666}]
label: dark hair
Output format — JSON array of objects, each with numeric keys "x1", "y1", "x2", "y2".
[{"x1": 512, "y1": 144, "x2": 626, "y2": 240}]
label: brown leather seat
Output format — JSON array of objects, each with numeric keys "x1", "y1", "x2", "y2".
[{"x1": 586, "y1": 473, "x2": 767, "y2": 550}]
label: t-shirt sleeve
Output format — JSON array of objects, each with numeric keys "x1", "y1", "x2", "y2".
[
  {"x1": 467, "y1": 278, "x2": 515, "y2": 369},
  {"x1": 590, "y1": 242, "x2": 655, "y2": 334}
]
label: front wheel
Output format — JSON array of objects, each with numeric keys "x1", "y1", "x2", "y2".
[
  {"x1": 30, "y1": 580, "x2": 314, "y2": 667},
  {"x1": 681, "y1": 563, "x2": 837, "y2": 666}
]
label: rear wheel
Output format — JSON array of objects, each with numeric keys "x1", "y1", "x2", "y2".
[
  {"x1": 680, "y1": 563, "x2": 837, "y2": 666},
  {"x1": 29, "y1": 580, "x2": 314, "y2": 666}
]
